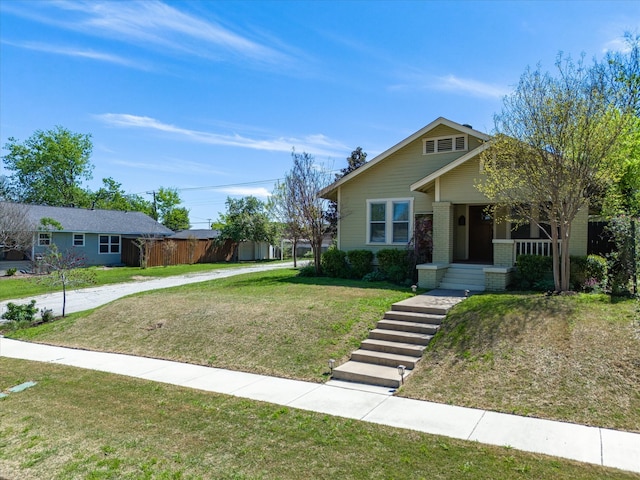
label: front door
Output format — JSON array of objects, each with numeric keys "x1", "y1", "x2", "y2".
[{"x1": 468, "y1": 205, "x2": 493, "y2": 262}]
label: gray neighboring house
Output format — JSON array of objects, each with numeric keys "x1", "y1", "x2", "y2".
[{"x1": 2, "y1": 202, "x2": 173, "y2": 266}]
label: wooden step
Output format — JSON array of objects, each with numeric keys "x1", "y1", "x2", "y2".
[
  {"x1": 331, "y1": 361, "x2": 410, "y2": 388},
  {"x1": 360, "y1": 338, "x2": 426, "y2": 357},
  {"x1": 350, "y1": 349, "x2": 421, "y2": 369},
  {"x1": 383, "y1": 310, "x2": 445, "y2": 324},
  {"x1": 369, "y1": 328, "x2": 433, "y2": 345},
  {"x1": 376, "y1": 319, "x2": 440, "y2": 335}
]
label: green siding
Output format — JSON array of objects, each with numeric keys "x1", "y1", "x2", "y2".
[
  {"x1": 337, "y1": 134, "x2": 484, "y2": 252},
  {"x1": 439, "y1": 157, "x2": 490, "y2": 203}
]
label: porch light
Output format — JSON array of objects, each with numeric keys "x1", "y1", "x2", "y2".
[
  {"x1": 397, "y1": 365, "x2": 406, "y2": 384},
  {"x1": 328, "y1": 359, "x2": 335, "y2": 375}
]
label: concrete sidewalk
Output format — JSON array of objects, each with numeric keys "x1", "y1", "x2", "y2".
[
  {"x1": 2, "y1": 338, "x2": 638, "y2": 474},
  {"x1": 1, "y1": 262, "x2": 294, "y2": 318}
]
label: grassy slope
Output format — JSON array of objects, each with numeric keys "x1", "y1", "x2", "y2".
[
  {"x1": 1, "y1": 358, "x2": 635, "y2": 480},
  {"x1": 401, "y1": 293, "x2": 640, "y2": 432},
  {"x1": 9, "y1": 269, "x2": 413, "y2": 381}
]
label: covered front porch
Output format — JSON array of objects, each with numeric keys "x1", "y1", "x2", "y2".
[{"x1": 416, "y1": 201, "x2": 589, "y2": 291}]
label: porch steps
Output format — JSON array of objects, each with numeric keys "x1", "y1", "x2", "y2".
[
  {"x1": 439, "y1": 264, "x2": 487, "y2": 291},
  {"x1": 331, "y1": 291, "x2": 465, "y2": 389}
]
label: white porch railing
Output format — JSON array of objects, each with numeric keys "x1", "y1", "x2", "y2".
[{"x1": 514, "y1": 239, "x2": 561, "y2": 257}]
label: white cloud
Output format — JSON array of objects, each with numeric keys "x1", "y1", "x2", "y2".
[
  {"x1": 216, "y1": 186, "x2": 272, "y2": 198},
  {"x1": 434, "y1": 74, "x2": 510, "y2": 99},
  {"x1": 2, "y1": 40, "x2": 148, "y2": 69},
  {"x1": 96, "y1": 113, "x2": 349, "y2": 158},
  {"x1": 6, "y1": 0, "x2": 296, "y2": 68},
  {"x1": 390, "y1": 72, "x2": 510, "y2": 99},
  {"x1": 110, "y1": 158, "x2": 227, "y2": 176}
]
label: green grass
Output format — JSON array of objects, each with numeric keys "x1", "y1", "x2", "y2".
[
  {"x1": 400, "y1": 292, "x2": 640, "y2": 432},
  {"x1": 0, "y1": 261, "x2": 274, "y2": 301},
  {"x1": 8, "y1": 269, "x2": 413, "y2": 381},
  {"x1": 1, "y1": 358, "x2": 635, "y2": 480}
]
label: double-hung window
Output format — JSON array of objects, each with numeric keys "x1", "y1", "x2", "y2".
[
  {"x1": 367, "y1": 199, "x2": 412, "y2": 244},
  {"x1": 73, "y1": 233, "x2": 85, "y2": 247},
  {"x1": 38, "y1": 233, "x2": 51, "y2": 246},
  {"x1": 99, "y1": 235, "x2": 120, "y2": 254}
]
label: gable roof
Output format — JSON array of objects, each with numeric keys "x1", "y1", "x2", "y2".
[
  {"x1": 410, "y1": 141, "x2": 491, "y2": 192},
  {"x1": 2, "y1": 202, "x2": 173, "y2": 236},
  {"x1": 319, "y1": 117, "x2": 490, "y2": 198}
]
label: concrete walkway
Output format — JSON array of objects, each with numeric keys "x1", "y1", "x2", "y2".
[
  {"x1": 1, "y1": 339, "x2": 639, "y2": 474},
  {"x1": 1, "y1": 262, "x2": 294, "y2": 318}
]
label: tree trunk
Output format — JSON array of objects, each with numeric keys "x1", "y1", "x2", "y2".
[
  {"x1": 292, "y1": 238, "x2": 298, "y2": 267},
  {"x1": 550, "y1": 219, "x2": 561, "y2": 291},
  {"x1": 560, "y1": 222, "x2": 572, "y2": 292}
]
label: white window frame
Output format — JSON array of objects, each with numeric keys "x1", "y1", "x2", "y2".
[
  {"x1": 73, "y1": 233, "x2": 85, "y2": 247},
  {"x1": 423, "y1": 134, "x2": 468, "y2": 155},
  {"x1": 99, "y1": 234, "x2": 121, "y2": 254},
  {"x1": 366, "y1": 198, "x2": 413, "y2": 245},
  {"x1": 38, "y1": 232, "x2": 51, "y2": 246}
]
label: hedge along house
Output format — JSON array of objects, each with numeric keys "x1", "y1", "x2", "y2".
[
  {"x1": 3, "y1": 202, "x2": 173, "y2": 266},
  {"x1": 319, "y1": 117, "x2": 589, "y2": 291}
]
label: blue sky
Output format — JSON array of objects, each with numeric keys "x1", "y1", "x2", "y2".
[{"x1": 1, "y1": 0, "x2": 638, "y2": 228}]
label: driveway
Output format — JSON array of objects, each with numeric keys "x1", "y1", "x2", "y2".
[{"x1": 1, "y1": 262, "x2": 295, "y2": 318}]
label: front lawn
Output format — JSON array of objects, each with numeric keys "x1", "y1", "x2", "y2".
[
  {"x1": 0, "y1": 358, "x2": 633, "y2": 480},
  {"x1": 9, "y1": 269, "x2": 412, "y2": 380},
  {"x1": 8, "y1": 269, "x2": 640, "y2": 432}
]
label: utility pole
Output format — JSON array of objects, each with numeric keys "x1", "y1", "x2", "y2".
[{"x1": 147, "y1": 191, "x2": 158, "y2": 220}]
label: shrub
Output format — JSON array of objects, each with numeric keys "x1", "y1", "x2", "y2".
[
  {"x1": 376, "y1": 249, "x2": 410, "y2": 284},
  {"x1": 297, "y1": 263, "x2": 319, "y2": 277},
  {"x1": 514, "y1": 255, "x2": 553, "y2": 290},
  {"x1": 1, "y1": 300, "x2": 38, "y2": 329},
  {"x1": 321, "y1": 248, "x2": 351, "y2": 278},
  {"x1": 347, "y1": 250, "x2": 374, "y2": 279},
  {"x1": 362, "y1": 270, "x2": 387, "y2": 282},
  {"x1": 570, "y1": 255, "x2": 608, "y2": 291},
  {"x1": 6, "y1": 267, "x2": 17, "y2": 276},
  {"x1": 40, "y1": 308, "x2": 55, "y2": 323}
]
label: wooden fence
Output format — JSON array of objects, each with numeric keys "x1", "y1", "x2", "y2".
[{"x1": 121, "y1": 237, "x2": 235, "y2": 267}]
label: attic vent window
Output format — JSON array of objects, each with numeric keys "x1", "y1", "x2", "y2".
[{"x1": 423, "y1": 134, "x2": 468, "y2": 155}]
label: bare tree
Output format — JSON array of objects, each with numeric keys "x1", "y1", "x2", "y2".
[
  {"x1": 134, "y1": 235, "x2": 158, "y2": 269},
  {"x1": 281, "y1": 151, "x2": 332, "y2": 274},
  {"x1": 0, "y1": 202, "x2": 34, "y2": 258},
  {"x1": 37, "y1": 245, "x2": 96, "y2": 317},
  {"x1": 270, "y1": 181, "x2": 305, "y2": 267}
]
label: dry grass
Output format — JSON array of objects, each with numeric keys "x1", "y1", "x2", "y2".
[
  {"x1": 400, "y1": 293, "x2": 640, "y2": 432},
  {"x1": 2, "y1": 358, "x2": 636, "y2": 480},
  {"x1": 14, "y1": 269, "x2": 412, "y2": 381}
]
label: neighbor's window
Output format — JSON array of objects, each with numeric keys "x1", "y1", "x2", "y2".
[
  {"x1": 99, "y1": 235, "x2": 120, "y2": 254},
  {"x1": 73, "y1": 233, "x2": 85, "y2": 247},
  {"x1": 367, "y1": 199, "x2": 412, "y2": 244},
  {"x1": 38, "y1": 233, "x2": 51, "y2": 246}
]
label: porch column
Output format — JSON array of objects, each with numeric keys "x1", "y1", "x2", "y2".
[{"x1": 432, "y1": 201, "x2": 453, "y2": 263}]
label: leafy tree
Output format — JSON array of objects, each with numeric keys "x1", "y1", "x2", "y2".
[
  {"x1": 2, "y1": 126, "x2": 93, "y2": 207},
  {"x1": 281, "y1": 151, "x2": 332, "y2": 274},
  {"x1": 478, "y1": 42, "x2": 639, "y2": 291},
  {"x1": 325, "y1": 147, "x2": 368, "y2": 238},
  {"x1": 218, "y1": 196, "x2": 276, "y2": 259},
  {"x1": 0, "y1": 202, "x2": 34, "y2": 257},
  {"x1": 155, "y1": 187, "x2": 190, "y2": 231},
  {"x1": 90, "y1": 177, "x2": 153, "y2": 214},
  {"x1": 37, "y1": 245, "x2": 96, "y2": 317}
]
